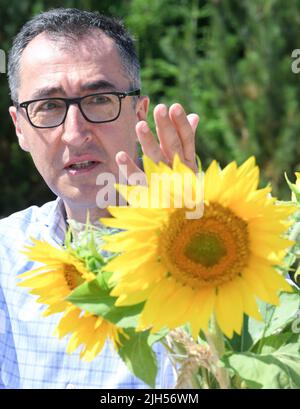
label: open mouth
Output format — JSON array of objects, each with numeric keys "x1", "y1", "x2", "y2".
[
  {"x1": 67, "y1": 160, "x2": 98, "y2": 170},
  {"x1": 65, "y1": 160, "x2": 100, "y2": 174}
]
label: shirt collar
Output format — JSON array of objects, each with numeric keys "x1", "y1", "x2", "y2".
[
  {"x1": 42, "y1": 197, "x2": 113, "y2": 247},
  {"x1": 43, "y1": 197, "x2": 67, "y2": 246}
]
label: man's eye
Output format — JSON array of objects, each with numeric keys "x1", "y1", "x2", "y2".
[
  {"x1": 89, "y1": 95, "x2": 111, "y2": 104},
  {"x1": 38, "y1": 101, "x2": 63, "y2": 111}
]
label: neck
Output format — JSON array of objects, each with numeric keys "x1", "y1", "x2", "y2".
[{"x1": 63, "y1": 202, "x2": 111, "y2": 224}]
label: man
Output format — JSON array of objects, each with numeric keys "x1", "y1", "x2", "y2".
[{"x1": 0, "y1": 8, "x2": 199, "y2": 388}]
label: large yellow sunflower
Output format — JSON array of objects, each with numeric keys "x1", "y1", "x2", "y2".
[
  {"x1": 18, "y1": 239, "x2": 123, "y2": 361},
  {"x1": 101, "y1": 155, "x2": 295, "y2": 338}
]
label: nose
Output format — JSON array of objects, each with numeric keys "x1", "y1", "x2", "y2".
[{"x1": 61, "y1": 103, "x2": 92, "y2": 146}]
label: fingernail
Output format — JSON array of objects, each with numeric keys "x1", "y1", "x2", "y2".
[
  {"x1": 118, "y1": 152, "x2": 127, "y2": 163},
  {"x1": 141, "y1": 123, "x2": 150, "y2": 133},
  {"x1": 174, "y1": 105, "x2": 183, "y2": 116},
  {"x1": 160, "y1": 105, "x2": 167, "y2": 117}
]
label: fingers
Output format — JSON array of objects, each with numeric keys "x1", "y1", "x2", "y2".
[
  {"x1": 169, "y1": 104, "x2": 199, "y2": 171},
  {"x1": 125, "y1": 102, "x2": 200, "y2": 183},
  {"x1": 153, "y1": 103, "x2": 199, "y2": 172},
  {"x1": 153, "y1": 104, "x2": 185, "y2": 165},
  {"x1": 135, "y1": 121, "x2": 165, "y2": 164}
]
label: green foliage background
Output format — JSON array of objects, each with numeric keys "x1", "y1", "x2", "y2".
[{"x1": 1, "y1": 0, "x2": 300, "y2": 217}]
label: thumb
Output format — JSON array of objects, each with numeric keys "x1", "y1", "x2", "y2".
[{"x1": 115, "y1": 151, "x2": 147, "y2": 186}]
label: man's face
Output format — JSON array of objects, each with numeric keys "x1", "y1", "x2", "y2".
[{"x1": 9, "y1": 32, "x2": 148, "y2": 217}]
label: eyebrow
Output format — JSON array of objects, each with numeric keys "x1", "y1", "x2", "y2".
[
  {"x1": 30, "y1": 80, "x2": 118, "y2": 99},
  {"x1": 81, "y1": 80, "x2": 117, "y2": 92}
]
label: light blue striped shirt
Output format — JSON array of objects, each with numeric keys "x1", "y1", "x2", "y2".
[{"x1": 0, "y1": 198, "x2": 175, "y2": 389}]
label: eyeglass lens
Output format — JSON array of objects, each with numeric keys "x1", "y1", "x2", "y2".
[{"x1": 26, "y1": 93, "x2": 121, "y2": 127}]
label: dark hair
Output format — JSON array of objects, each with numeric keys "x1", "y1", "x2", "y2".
[{"x1": 8, "y1": 8, "x2": 140, "y2": 101}]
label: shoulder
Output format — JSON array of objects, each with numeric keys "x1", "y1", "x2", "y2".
[
  {"x1": 0, "y1": 201, "x2": 57, "y2": 237},
  {"x1": 0, "y1": 200, "x2": 59, "y2": 258}
]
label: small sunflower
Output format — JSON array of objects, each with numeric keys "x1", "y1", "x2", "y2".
[
  {"x1": 18, "y1": 238, "x2": 123, "y2": 361},
  {"x1": 101, "y1": 155, "x2": 295, "y2": 338}
]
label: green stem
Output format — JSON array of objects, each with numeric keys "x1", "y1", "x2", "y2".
[
  {"x1": 257, "y1": 307, "x2": 275, "y2": 354},
  {"x1": 205, "y1": 316, "x2": 231, "y2": 389}
]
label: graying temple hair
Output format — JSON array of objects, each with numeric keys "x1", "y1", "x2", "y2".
[{"x1": 8, "y1": 8, "x2": 141, "y2": 102}]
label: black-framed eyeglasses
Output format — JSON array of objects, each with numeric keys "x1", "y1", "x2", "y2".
[{"x1": 14, "y1": 89, "x2": 141, "y2": 129}]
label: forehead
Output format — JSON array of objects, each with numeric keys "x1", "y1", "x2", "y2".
[{"x1": 18, "y1": 32, "x2": 129, "y2": 99}]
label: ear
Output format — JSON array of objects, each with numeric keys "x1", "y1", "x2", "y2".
[
  {"x1": 9, "y1": 106, "x2": 30, "y2": 152},
  {"x1": 136, "y1": 95, "x2": 149, "y2": 122}
]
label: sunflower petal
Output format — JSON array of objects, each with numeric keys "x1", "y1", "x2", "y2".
[{"x1": 215, "y1": 280, "x2": 244, "y2": 337}]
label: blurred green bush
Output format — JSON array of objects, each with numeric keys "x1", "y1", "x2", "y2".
[{"x1": 1, "y1": 0, "x2": 300, "y2": 217}]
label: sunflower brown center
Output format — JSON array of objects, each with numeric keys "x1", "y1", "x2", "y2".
[
  {"x1": 64, "y1": 264, "x2": 84, "y2": 291},
  {"x1": 160, "y1": 202, "x2": 250, "y2": 288}
]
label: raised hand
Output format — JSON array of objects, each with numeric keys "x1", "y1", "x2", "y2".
[{"x1": 116, "y1": 103, "x2": 199, "y2": 182}]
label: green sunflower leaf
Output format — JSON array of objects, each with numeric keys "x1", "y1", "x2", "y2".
[
  {"x1": 222, "y1": 341, "x2": 300, "y2": 389},
  {"x1": 118, "y1": 328, "x2": 158, "y2": 388},
  {"x1": 247, "y1": 290, "x2": 300, "y2": 348},
  {"x1": 227, "y1": 290, "x2": 300, "y2": 353},
  {"x1": 226, "y1": 315, "x2": 254, "y2": 352},
  {"x1": 263, "y1": 290, "x2": 300, "y2": 337},
  {"x1": 148, "y1": 328, "x2": 169, "y2": 345},
  {"x1": 67, "y1": 276, "x2": 115, "y2": 314},
  {"x1": 67, "y1": 275, "x2": 144, "y2": 328},
  {"x1": 104, "y1": 302, "x2": 145, "y2": 328},
  {"x1": 258, "y1": 332, "x2": 298, "y2": 354}
]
